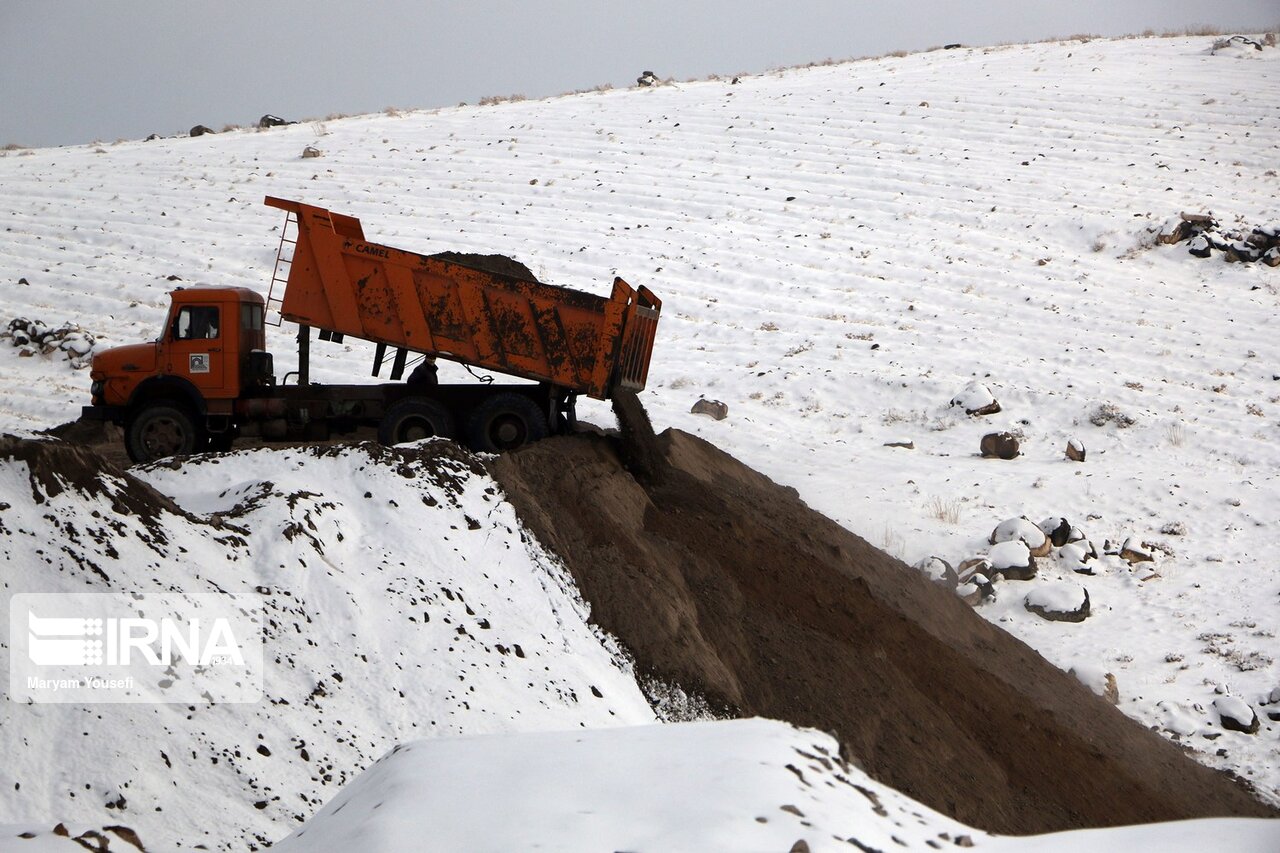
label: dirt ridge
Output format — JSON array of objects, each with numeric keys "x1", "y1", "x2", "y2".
[{"x1": 489, "y1": 425, "x2": 1276, "y2": 834}]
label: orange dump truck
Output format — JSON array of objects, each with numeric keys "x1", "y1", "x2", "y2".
[{"x1": 82, "y1": 197, "x2": 661, "y2": 462}]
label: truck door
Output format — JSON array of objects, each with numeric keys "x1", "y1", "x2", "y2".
[{"x1": 167, "y1": 304, "x2": 228, "y2": 395}]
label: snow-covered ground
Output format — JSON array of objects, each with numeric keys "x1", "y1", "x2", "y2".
[
  {"x1": 1, "y1": 32, "x2": 1278, "y2": 849},
  {"x1": 0, "y1": 438, "x2": 655, "y2": 848}
]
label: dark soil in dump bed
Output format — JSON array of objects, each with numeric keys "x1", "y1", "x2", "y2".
[
  {"x1": 488, "y1": 401, "x2": 1276, "y2": 835},
  {"x1": 429, "y1": 252, "x2": 538, "y2": 282}
]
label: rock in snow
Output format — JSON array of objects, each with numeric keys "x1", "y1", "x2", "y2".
[
  {"x1": 988, "y1": 540, "x2": 1037, "y2": 580},
  {"x1": 991, "y1": 516, "x2": 1051, "y2": 557},
  {"x1": 1070, "y1": 663, "x2": 1120, "y2": 705},
  {"x1": 950, "y1": 381, "x2": 1001, "y2": 416},
  {"x1": 1214, "y1": 697, "x2": 1260, "y2": 735},
  {"x1": 980, "y1": 431, "x2": 1020, "y2": 459},
  {"x1": 1120, "y1": 537, "x2": 1155, "y2": 565},
  {"x1": 1038, "y1": 516, "x2": 1072, "y2": 548},
  {"x1": 913, "y1": 555, "x2": 958, "y2": 590},
  {"x1": 690, "y1": 398, "x2": 729, "y2": 420},
  {"x1": 1024, "y1": 584, "x2": 1090, "y2": 623}
]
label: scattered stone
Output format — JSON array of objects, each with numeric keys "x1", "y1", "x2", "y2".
[
  {"x1": 956, "y1": 557, "x2": 989, "y2": 581},
  {"x1": 258, "y1": 114, "x2": 295, "y2": 128},
  {"x1": 1211, "y1": 34, "x2": 1265, "y2": 53},
  {"x1": 988, "y1": 540, "x2": 1036, "y2": 580},
  {"x1": 1214, "y1": 697, "x2": 1259, "y2": 734},
  {"x1": 1066, "y1": 526, "x2": 1092, "y2": 546},
  {"x1": 1058, "y1": 542, "x2": 1096, "y2": 575},
  {"x1": 637, "y1": 70, "x2": 660, "y2": 87},
  {"x1": 883, "y1": 440, "x2": 914, "y2": 449},
  {"x1": 1224, "y1": 242, "x2": 1261, "y2": 263},
  {"x1": 1024, "y1": 584, "x2": 1090, "y2": 622},
  {"x1": 1187, "y1": 233, "x2": 1213, "y2": 258},
  {"x1": 955, "y1": 575, "x2": 993, "y2": 606},
  {"x1": 1037, "y1": 517, "x2": 1072, "y2": 548},
  {"x1": 913, "y1": 556, "x2": 958, "y2": 590},
  {"x1": 1156, "y1": 216, "x2": 1194, "y2": 245},
  {"x1": 950, "y1": 381, "x2": 1001, "y2": 416},
  {"x1": 1160, "y1": 521, "x2": 1187, "y2": 536},
  {"x1": 955, "y1": 558, "x2": 995, "y2": 604},
  {"x1": 992, "y1": 516, "x2": 1051, "y2": 556},
  {"x1": 1070, "y1": 665, "x2": 1119, "y2": 703},
  {"x1": 1157, "y1": 211, "x2": 1280, "y2": 266},
  {"x1": 301, "y1": 146, "x2": 323, "y2": 159},
  {"x1": 690, "y1": 398, "x2": 729, "y2": 420},
  {"x1": 1089, "y1": 403, "x2": 1135, "y2": 428},
  {"x1": 789, "y1": 840, "x2": 811, "y2": 853},
  {"x1": 980, "y1": 431, "x2": 1019, "y2": 459},
  {"x1": 1266, "y1": 687, "x2": 1280, "y2": 721},
  {"x1": 189, "y1": 125, "x2": 215, "y2": 137},
  {"x1": 3, "y1": 318, "x2": 96, "y2": 368},
  {"x1": 1119, "y1": 537, "x2": 1154, "y2": 565},
  {"x1": 1065, "y1": 438, "x2": 1086, "y2": 462}
]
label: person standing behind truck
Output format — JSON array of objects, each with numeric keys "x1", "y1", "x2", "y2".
[{"x1": 407, "y1": 357, "x2": 439, "y2": 388}]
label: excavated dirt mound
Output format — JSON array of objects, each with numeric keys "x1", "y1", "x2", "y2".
[{"x1": 489, "y1": 421, "x2": 1276, "y2": 835}]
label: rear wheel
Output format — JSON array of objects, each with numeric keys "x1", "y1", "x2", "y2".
[
  {"x1": 379, "y1": 398, "x2": 455, "y2": 446},
  {"x1": 465, "y1": 392, "x2": 548, "y2": 453},
  {"x1": 125, "y1": 403, "x2": 206, "y2": 463}
]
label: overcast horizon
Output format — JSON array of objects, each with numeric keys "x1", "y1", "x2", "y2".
[{"x1": 2, "y1": 0, "x2": 1276, "y2": 149}]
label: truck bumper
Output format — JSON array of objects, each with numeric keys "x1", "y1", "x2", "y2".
[{"x1": 81, "y1": 404, "x2": 125, "y2": 424}]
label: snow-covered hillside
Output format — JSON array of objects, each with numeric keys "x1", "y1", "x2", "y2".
[
  {"x1": 0, "y1": 437, "x2": 655, "y2": 848},
  {"x1": 1, "y1": 32, "x2": 1278, "y2": 848}
]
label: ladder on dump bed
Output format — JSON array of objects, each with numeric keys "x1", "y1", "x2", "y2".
[{"x1": 264, "y1": 209, "x2": 298, "y2": 327}]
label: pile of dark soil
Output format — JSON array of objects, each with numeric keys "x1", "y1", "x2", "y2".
[
  {"x1": 489, "y1": 407, "x2": 1276, "y2": 834},
  {"x1": 429, "y1": 251, "x2": 538, "y2": 282},
  {"x1": 1, "y1": 433, "x2": 180, "y2": 521}
]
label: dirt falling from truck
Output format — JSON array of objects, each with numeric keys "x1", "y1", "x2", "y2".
[
  {"x1": 489, "y1": 397, "x2": 1275, "y2": 835},
  {"x1": 609, "y1": 389, "x2": 664, "y2": 485}
]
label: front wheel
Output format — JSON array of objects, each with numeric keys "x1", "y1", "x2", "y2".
[
  {"x1": 125, "y1": 404, "x2": 206, "y2": 463},
  {"x1": 379, "y1": 398, "x2": 456, "y2": 446},
  {"x1": 465, "y1": 392, "x2": 548, "y2": 453}
]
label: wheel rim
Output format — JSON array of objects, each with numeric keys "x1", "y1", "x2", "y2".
[
  {"x1": 400, "y1": 416, "x2": 437, "y2": 442},
  {"x1": 489, "y1": 413, "x2": 527, "y2": 450},
  {"x1": 141, "y1": 415, "x2": 187, "y2": 456}
]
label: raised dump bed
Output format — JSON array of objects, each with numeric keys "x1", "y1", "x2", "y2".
[{"x1": 265, "y1": 197, "x2": 661, "y2": 400}]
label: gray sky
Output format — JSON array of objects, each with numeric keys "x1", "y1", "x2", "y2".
[{"x1": 2, "y1": 0, "x2": 1275, "y2": 148}]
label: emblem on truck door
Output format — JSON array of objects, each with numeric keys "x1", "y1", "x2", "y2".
[{"x1": 189, "y1": 354, "x2": 210, "y2": 374}]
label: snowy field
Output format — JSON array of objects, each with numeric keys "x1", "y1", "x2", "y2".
[{"x1": 1, "y1": 32, "x2": 1278, "y2": 849}]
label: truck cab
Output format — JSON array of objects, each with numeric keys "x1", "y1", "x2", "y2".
[{"x1": 86, "y1": 287, "x2": 272, "y2": 459}]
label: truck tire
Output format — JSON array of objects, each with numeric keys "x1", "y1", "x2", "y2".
[
  {"x1": 465, "y1": 392, "x2": 548, "y2": 453},
  {"x1": 125, "y1": 403, "x2": 207, "y2": 463},
  {"x1": 379, "y1": 398, "x2": 455, "y2": 446}
]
